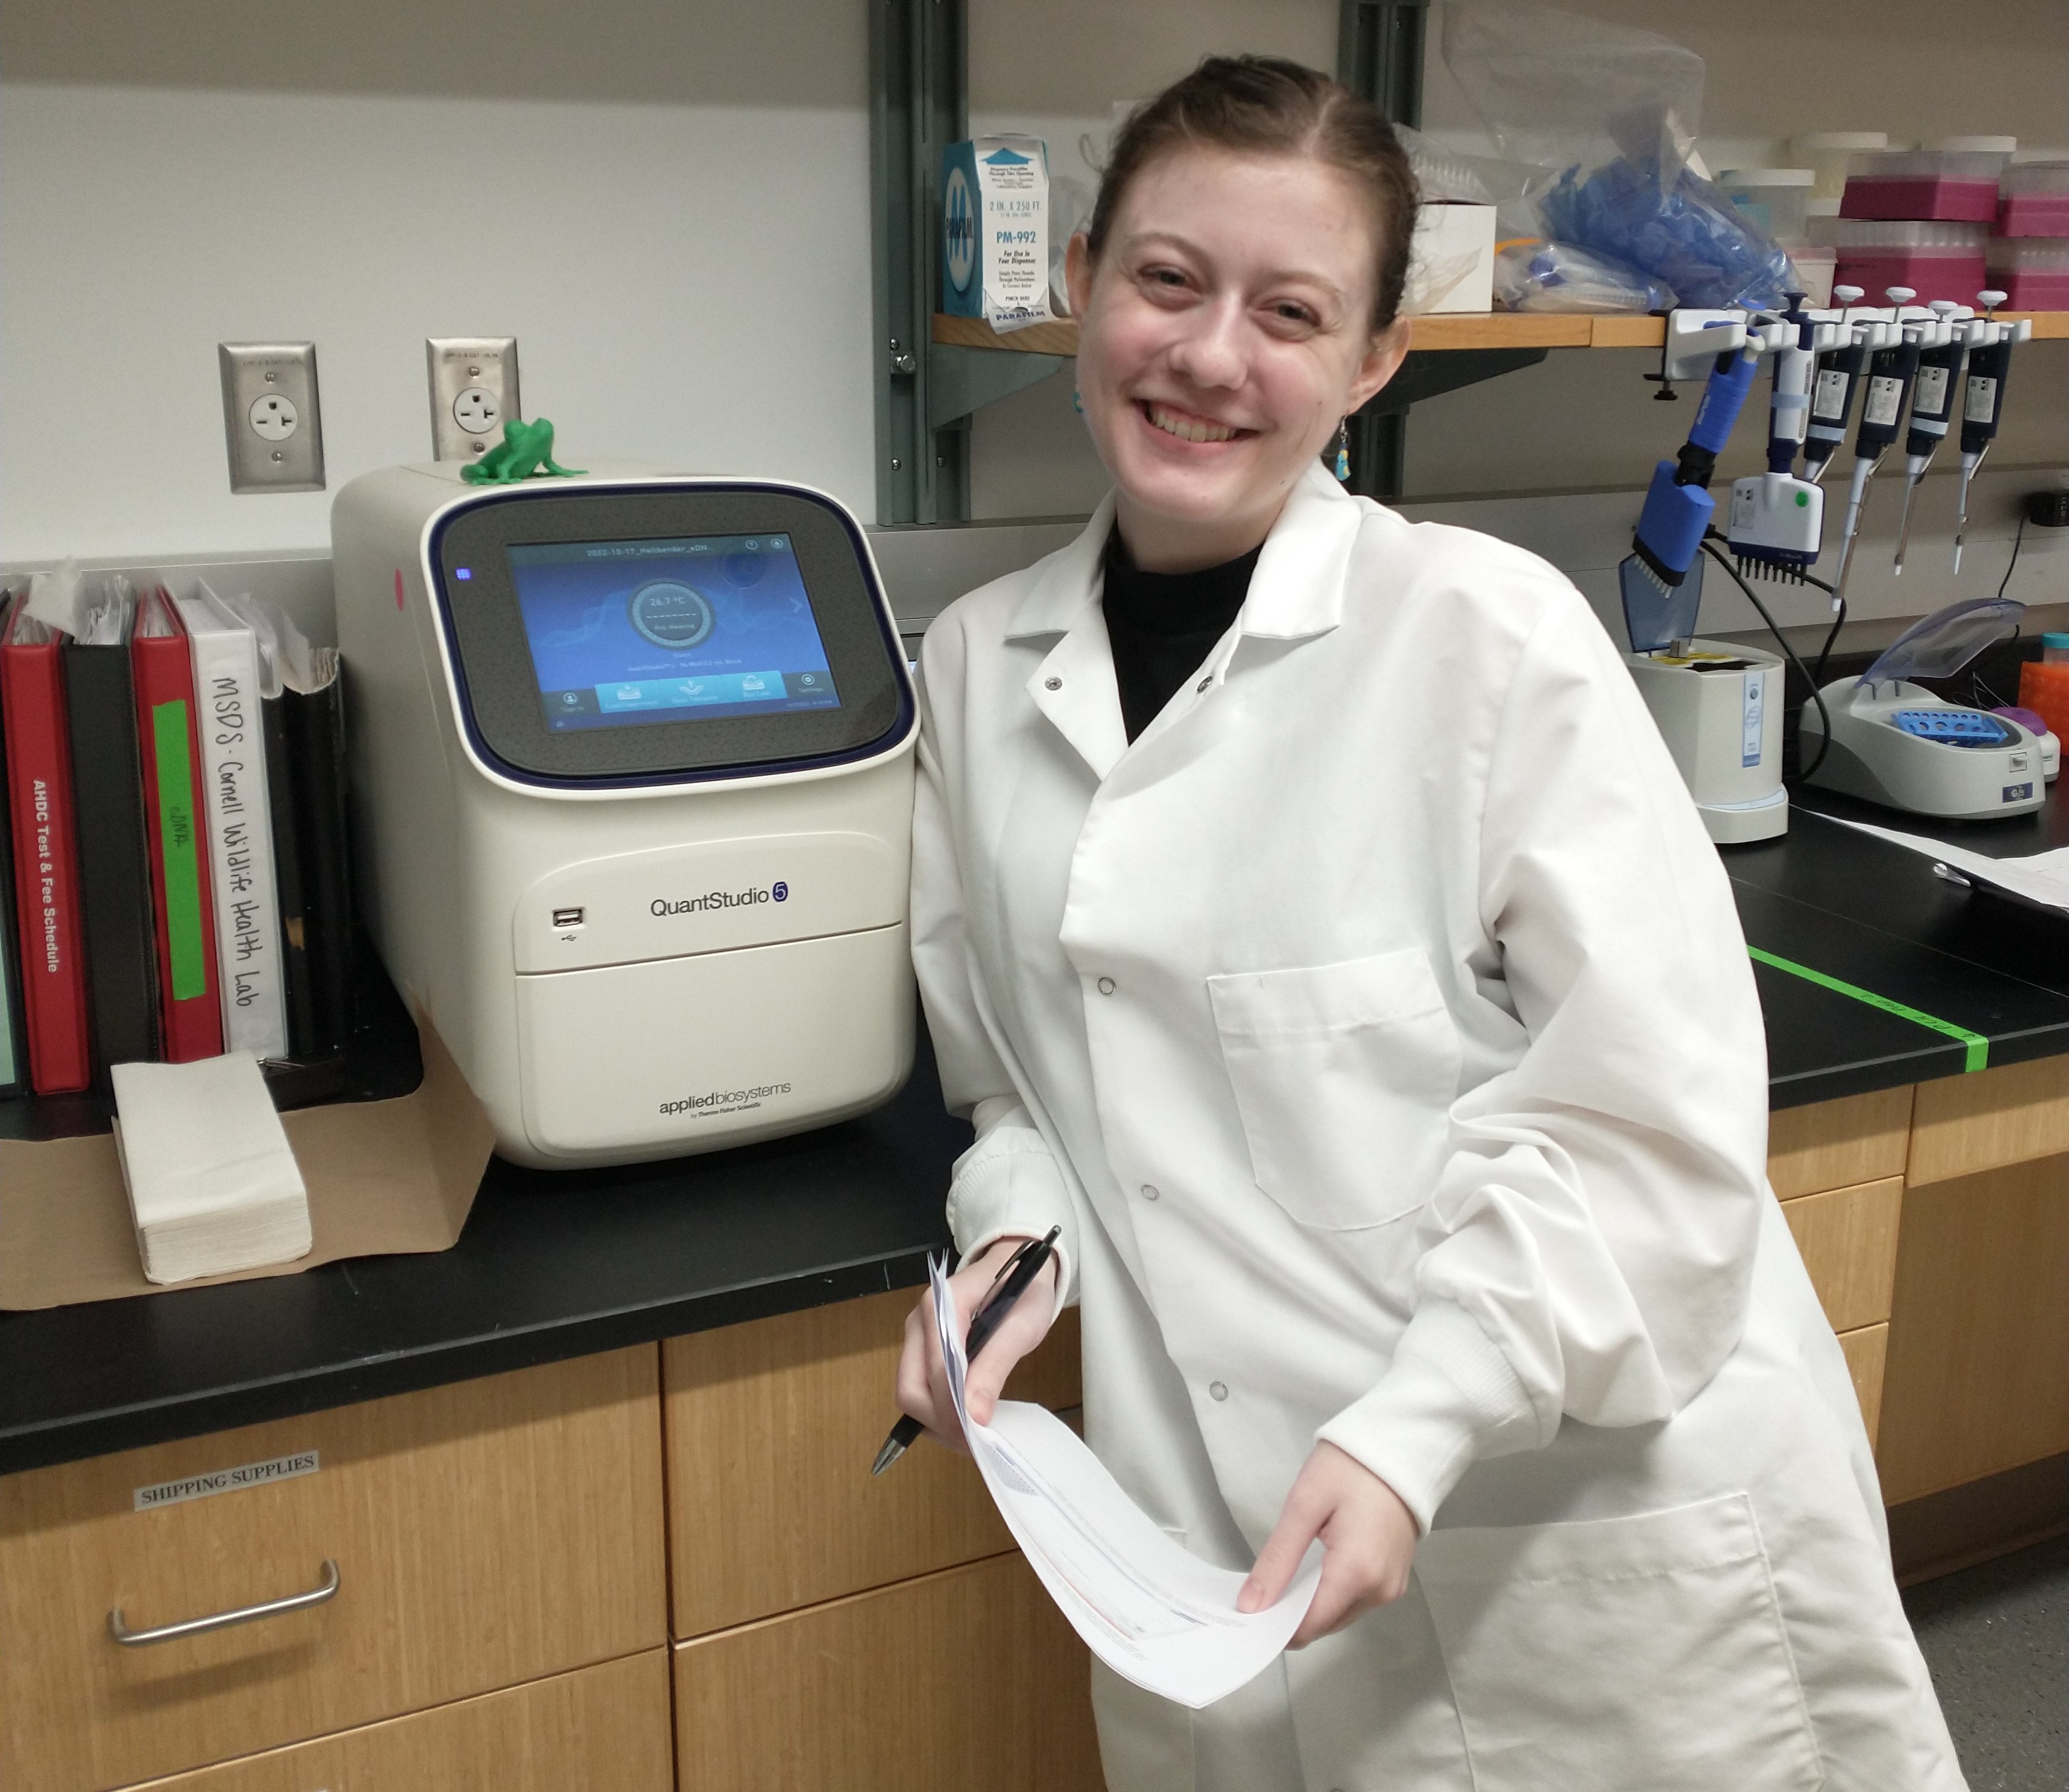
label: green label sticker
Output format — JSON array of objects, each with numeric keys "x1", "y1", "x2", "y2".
[
  {"x1": 152, "y1": 700, "x2": 210, "y2": 1003},
  {"x1": 1749, "y1": 946, "x2": 1988, "y2": 1073}
]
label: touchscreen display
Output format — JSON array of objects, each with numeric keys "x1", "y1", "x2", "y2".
[{"x1": 497, "y1": 534, "x2": 841, "y2": 730}]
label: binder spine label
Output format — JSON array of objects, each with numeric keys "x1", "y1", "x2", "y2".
[
  {"x1": 150, "y1": 700, "x2": 210, "y2": 1002},
  {"x1": 192, "y1": 647, "x2": 287, "y2": 1059}
]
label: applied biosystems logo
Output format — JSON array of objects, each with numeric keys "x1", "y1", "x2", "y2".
[
  {"x1": 651, "y1": 880, "x2": 788, "y2": 917},
  {"x1": 944, "y1": 164, "x2": 976, "y2": 292},
  {"x1": 660, "y1": 1082, "x2": 792, "y2": 1118}
]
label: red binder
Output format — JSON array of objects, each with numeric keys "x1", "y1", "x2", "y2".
[
  {"x1": 132, "y1": 588, "x2": 223, "y2": 1062},
  {"x1": 1, "y1": 591, "x2": 92, "y2": 1092}
]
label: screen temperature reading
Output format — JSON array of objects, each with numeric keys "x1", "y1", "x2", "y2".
[{"x1": 504, "y1": 533, "x2": 841, "y2": 731}]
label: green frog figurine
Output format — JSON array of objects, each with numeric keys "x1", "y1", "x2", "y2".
[{"x1": 460, "y1": 418, "x2": 586, "y2": 484}]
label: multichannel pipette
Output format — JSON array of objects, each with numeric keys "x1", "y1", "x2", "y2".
[
  {"x1": 1621, "y1": 329, "x2": 1766, "y2": 652},
  {"x1": 1952, "y1": 291, "x2": 2032, "y2": 572},
  {"x1": 1891, "y1": 300, "x2": 1970, "y2": 575},
  {"x1": 1727, "y1": 292, "x2": 1827, "y2": 582},
  {"x1": 1830, "y1": 288, "x2": 1925, "y2": 606}
]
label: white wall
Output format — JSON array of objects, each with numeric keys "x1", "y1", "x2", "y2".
[{"x1": 1, "y1": 0, "x2": 875, "y2": 563}]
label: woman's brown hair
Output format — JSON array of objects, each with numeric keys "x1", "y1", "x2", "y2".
[{"x1": 1085, "y1": 55, "x2": 1419, "y2": 332}]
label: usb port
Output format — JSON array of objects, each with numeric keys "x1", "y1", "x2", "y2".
[{"x1": 552, "y1": 906, "x2": 585, "y2": 928}]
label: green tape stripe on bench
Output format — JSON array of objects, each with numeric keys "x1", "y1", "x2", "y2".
[{"x1": 1749, "y1": 946, "x2": 1989, "y2": 1074}]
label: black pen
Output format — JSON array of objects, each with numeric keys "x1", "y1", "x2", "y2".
[{"x1": 870, "y1": 1225, "x2": 1062, "y2": 1477}]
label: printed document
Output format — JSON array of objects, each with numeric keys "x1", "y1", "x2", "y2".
[
  {"x1": 931, "y1": 1258, "x2": 1319, "y2": 1709},
  {"x1": 1827, "y1": 815, "x2": 2069, "y2": 912}
]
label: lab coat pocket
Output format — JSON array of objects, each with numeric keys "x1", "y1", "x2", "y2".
[
  {"x1": 1207, "y1": 949, "x2": 1458, "y2": 1230},
  {"x1": 1416, "y1": 1494, "x2": 1824, "y2": 1792}
]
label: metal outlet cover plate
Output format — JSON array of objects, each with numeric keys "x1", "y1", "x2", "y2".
[
  {"x1": 219, "y1": 342, "x2": 324, "y2": 493},
  {"x1": 427, "y1": 336, "x2": 520, "y2": 462}
]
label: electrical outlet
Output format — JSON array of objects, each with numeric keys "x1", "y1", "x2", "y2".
[
  {"x1": 219, "y1": 342, "x2": 324, "y2": 493},
  {"x1": 426, "y1": 337, "x2": 520, "y2": 461}
]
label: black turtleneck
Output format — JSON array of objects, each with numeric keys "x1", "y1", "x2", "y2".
[{"x1": 1100, "y1": 529, "x2": 1261, "y2": 743}]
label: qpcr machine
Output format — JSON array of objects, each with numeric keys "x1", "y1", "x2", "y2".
[{"x1": 332, "y1": 465, "x2": 918, "y2": 1168}]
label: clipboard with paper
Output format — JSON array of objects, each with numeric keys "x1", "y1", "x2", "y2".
[{"x1": 930, "y1": 1257, "x2": 1319, "y2": 1709}]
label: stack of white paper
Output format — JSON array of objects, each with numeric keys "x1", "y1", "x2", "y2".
[
  {"x1": 111, "y1": 1053, "x2": 312, "y2": 1283},
  {"x1": 1826, "y1": 816, "x2": 2069, "y2": 912},
  {"x1": 933, "y1": 1259, "x2": 1319, "y2": 1709}
]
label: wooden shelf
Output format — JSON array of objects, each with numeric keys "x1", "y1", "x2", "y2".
[{"x1": 933, "y1": 310, "x2": 2069, "y2": 356}]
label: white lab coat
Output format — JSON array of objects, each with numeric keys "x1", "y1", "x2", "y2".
[{"x1": 912, "y1": 464, "x2": 1962, "y2": 1792}]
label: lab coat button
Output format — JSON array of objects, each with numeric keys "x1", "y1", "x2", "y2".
[
  {"x1": 1044, "y1": 676, "x2": 1063, "y2": 690},
  {"x1": 1097, "y1": 976, "x2": 1116, "y2": 995},
  {"x1": 1140, "y1": 1184, "x2": 1160, "y2": 1201},
  {"x1": 1196, "y1": 676, "x2": 1212, "y2": 692},
  {"x1": 1209, "y1": 1381, "x2": 1229, "y2": 1401}
]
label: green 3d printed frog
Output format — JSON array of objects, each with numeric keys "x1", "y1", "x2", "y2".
[{"x1": 460, "y1": 418, "x2": 586, "y2": 484}]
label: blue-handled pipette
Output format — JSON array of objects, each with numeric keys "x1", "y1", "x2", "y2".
[{"x1": 1622, "y1": 329, "x2": 1765, "y2": 652}]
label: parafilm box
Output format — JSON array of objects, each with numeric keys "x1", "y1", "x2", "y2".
[{"x1": 942, "y1": 136, "x2": 1056, "y2": 332}]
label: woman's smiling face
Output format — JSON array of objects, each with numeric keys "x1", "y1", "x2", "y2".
[{"x1": 1067, "y1": 145, "x2": 1408, "y2": 570}]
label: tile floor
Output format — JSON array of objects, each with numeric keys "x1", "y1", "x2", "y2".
[{"x1": 1904, "y1": 1535, "x2": 2068, "y2": 1792}]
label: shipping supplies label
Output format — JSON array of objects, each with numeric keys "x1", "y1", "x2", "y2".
[{"x1": 135, "y1": 1449, "x2": 319, "y2": 1511}]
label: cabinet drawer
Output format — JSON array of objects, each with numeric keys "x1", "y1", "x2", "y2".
[
  {"x1": 663, "y1": 1288, "x2": 1081, "y2": 1638},
  {"x1": 674, "y1": 1553, "x2": 1103, "y2": 1791},
  {"x1": 1838, "y1": 1323, "x2": 1889, "y2": 1453},
  {"x1": 1, "y1": 1347, "x2": 666, "y2": 1792},
  {"x1": 1779, "y1": 1175, "x2": 1902, "y2": 1332},
  {"x1": 114, "y1": 1650, "x2": 673, "y2": 1791},
  {"x1": 1908, "y1": 1055, "x2": 2069, "y2": 1186},
  {"x1": 1767, "y1": 1086, "x2": 1912, "y2": 1199}
]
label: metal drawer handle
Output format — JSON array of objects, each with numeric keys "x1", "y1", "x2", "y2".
[{"x1": 108, "y1": 1559, "x2": 340, "y2": 1648}]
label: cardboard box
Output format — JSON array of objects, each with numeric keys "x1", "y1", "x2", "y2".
[{"x1": 0, "y1": 1016, "x2": 494, "y2": 1311}]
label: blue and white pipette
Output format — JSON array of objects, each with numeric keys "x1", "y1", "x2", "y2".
[{"x1": 1621, "y1": 330, "x2": 1765, "y2": 653}]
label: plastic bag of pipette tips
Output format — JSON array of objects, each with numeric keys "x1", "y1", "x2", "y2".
[
  {"x1": 1441, "y1": 0, "x2": 1791, "y2": 309},
  {"x1": 1494, "y1": 236, "x2": 1674, "y2": 313}
]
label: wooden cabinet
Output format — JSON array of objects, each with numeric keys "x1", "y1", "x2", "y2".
[
  {"x1": 1878, "y1": 1152, "x2": 2069, "y2": 1505},
  {"x1": 1770, "y1": 1098, "x2": 1911, "y2": 1443},
  {"x1": 0, "y1": 1348, "x2": 665, "y2": 1792},
  {"x1": 673, "y1": 1553, "x2": 1103, "y2": 1791},
  {"x1": 663, "y1": 1286, "x2": 1081, "y2": 1639},
  {"x1": 106, "y1": 1650, "x2": 674, "y2": 1791}
]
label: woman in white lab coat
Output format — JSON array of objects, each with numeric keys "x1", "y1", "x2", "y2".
[{"x1": 895, "y1": 56, "x2": 1962, "y2": 1792}]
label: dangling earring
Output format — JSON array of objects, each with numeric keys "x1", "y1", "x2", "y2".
[
  {"x1": 1333, "y1": 418, "x2": 1351, "y2": 482},
  {"x1": 1072, "y1": 388, "x2": 1084, "y2": 414}
]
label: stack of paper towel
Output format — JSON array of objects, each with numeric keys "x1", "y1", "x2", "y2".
[{"x1": 111, "y1": 1053, "x2": 312, "y2": 1283}]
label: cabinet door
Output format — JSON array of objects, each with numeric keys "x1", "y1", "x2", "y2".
[
  {"x1": 674, "y1": 1553, "x2": 1104, "y2": 1791},
  {"x1": 663, "y1": 1287, "x2": 1082, "y2": 1638},
  {"x1": 0, "y1": 1348, "x2": 666, "y2": 1792},
  {"x1": 106, "y1": 1650, "x2": 673, "y2": 1792},
  {"x1": 1878, "y1": 1153, "x2": 2069, "y2": 1504}
]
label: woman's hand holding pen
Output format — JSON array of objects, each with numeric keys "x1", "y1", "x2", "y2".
[
  {"x1": 1237, "y1": 1441, "x2": 1419, "y2": 1647},
  {"x1": 896, "y1": 1236, "x2": 1060, "y2": 1450}
]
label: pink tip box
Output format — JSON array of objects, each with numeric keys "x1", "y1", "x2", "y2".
[{"x1": 1843, "y1": 150, "x2": 2011, "y2": 223}]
